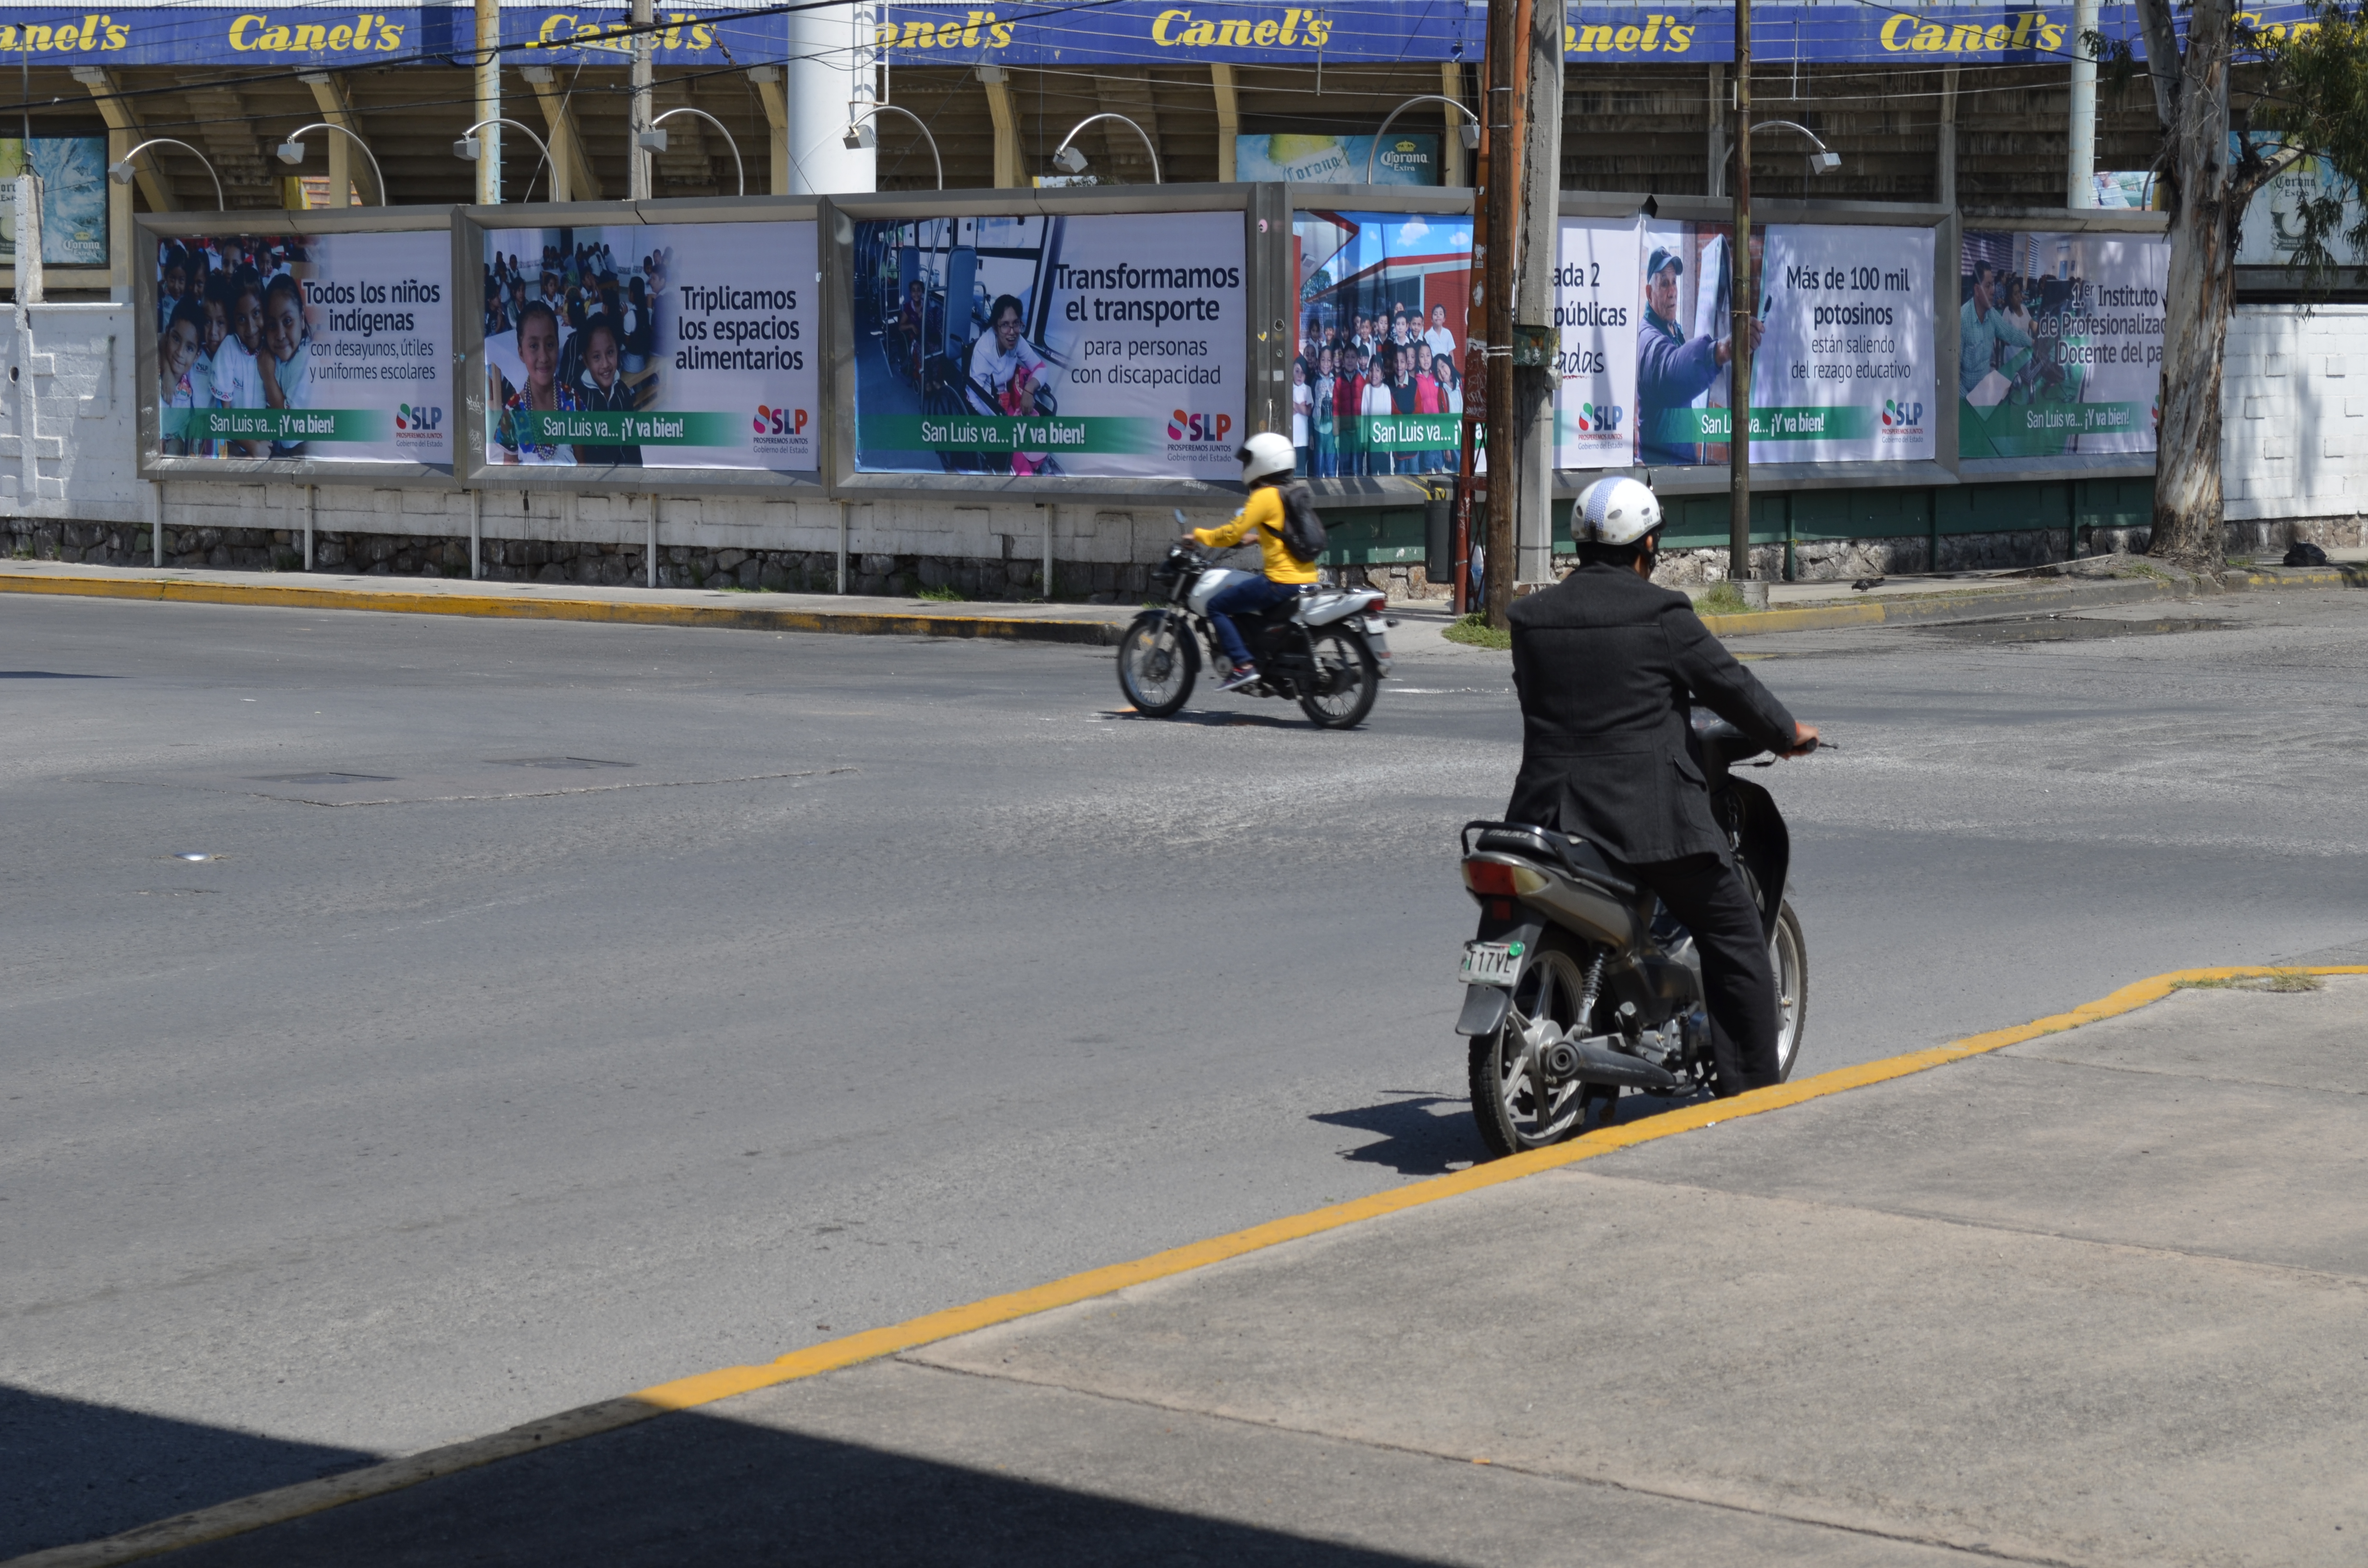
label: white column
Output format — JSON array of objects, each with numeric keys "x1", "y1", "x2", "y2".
[
  {"x1": 476, "y1": 0, "x2": 501, "y2": 204},
  {"x1": 788, "y1": 1, "x2": 876, "y2": 194},
  {"x1": 2067, "y1": 0, "x2": 2098, "y2": 208},
  {"x1": 630, "y1": 0, "x2": 654, "y2": 200}
]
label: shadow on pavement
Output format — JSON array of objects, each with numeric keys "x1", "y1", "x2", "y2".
[
  {"x1": 166, "y1": 1410, "x2": 1461, "y2": 1568},
  {"x1": 1310, "y1": 1093, "x2": 1484, "y2": 1176},
  {"x1": 0, "y1": 1384, "x2": 378, "y2": 1559}
]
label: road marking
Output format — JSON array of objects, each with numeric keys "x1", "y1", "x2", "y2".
[{"x1": 15, "y1": 963, "x2": 2363, "y2": 1568}]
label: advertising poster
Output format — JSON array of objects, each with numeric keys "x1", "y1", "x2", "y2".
[
  {"x1": 1237, "y1": 135, "x2": 1440, "y2": 186},
  {"x1": 1292, "y1": 209, "x2": 1470, "y2": 477},
  {"x1": 0, "y1": 137, "x2": 110, "y2": 266},
  {"x1": 152, "y1": 230, "x2": 451, "y2": 464},
  {"x1": 851, "y1": 211, "x2": 1244, "y2": 479},
  {"x1": 1634, "y1": 219, "x2": 1745, "y2": 465},
  {"x1": 483, "y1": 220, "x2": 818, "y2": 472},
  {"x1": 1959, "y1": 231, "x2": 2167, "y2": 459},
  {"x1": 1553, "y1": 216, "x2": 1642, "y2": 468},
  {"x1": 1750, "y1": 224, "x2": 1936, "y2": 462}
]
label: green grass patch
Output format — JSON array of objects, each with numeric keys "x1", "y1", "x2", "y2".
[
  {"x1": 1443, "y1": 612, "x2": 1511, "y2": 650},
  {"x1": 1695, "y1": 581, "x2": 1751, "y2": 615},
  {"x1": 914, "y1": 582, "x2": 968, "y2": 602},
  {"x1": 2172, "y1": 969, "x2": 2325, "y2": 994}
]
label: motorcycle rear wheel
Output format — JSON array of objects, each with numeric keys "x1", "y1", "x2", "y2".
[
  {"x1": 1297, "y1": 627, "x2": 1380, "y2": 729},
  {"x1": 1117, "y1": 612, "x2": 1197, "y2": 717},
  {"x1": 1468, "y1": 937, "x2": 1601, "y2": 1158}
]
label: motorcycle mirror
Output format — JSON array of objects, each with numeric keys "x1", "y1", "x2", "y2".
[{"x1": 1172, "y1": 508, "x2": 1189, "y2": 527}]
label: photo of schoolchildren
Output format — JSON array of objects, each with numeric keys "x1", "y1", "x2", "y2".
[
  {"x1": 1291, "y1": 211, "x2": 1471, "y2": 480},
  {"x1": 152, "y1": 234, "x2": 311, "y2": 458},
  {"x1": 483, "y1": 228, "x2": 666, "y2": 467}
]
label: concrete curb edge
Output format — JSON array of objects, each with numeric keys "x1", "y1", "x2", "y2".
[
  {"x1": 1697, "y1": 562, "x2": 2368, "y2": 637},
  {"x1": 15, "y1": 962, "x2": 2362, "y2": 1568},
  {"x1": 0, "y1": 572, "x2": 1130, "y2": 647}
]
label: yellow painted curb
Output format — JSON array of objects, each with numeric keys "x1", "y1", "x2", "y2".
[
  {"x1": 0, "y1": 571, "x2": 1125, "y2": 646},
  {"x1": 14, "y1": 963, "x2": 2363, "y2": 1568}
]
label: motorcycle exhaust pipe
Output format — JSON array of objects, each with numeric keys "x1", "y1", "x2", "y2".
[{"x1": 1545, "y1": 1035, "x2": 1679, "y2": 1093}]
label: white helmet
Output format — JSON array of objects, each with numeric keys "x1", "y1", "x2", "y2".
[
  {"x1": 1575, "y1": 476, "x2": 1663, "y2": 547},
  {"x1": 1236, "y1": 430, "x2": 1296, "y2": 486}
]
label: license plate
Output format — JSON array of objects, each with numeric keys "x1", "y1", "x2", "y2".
[{"x1": 1459, "y1": 939, "x2": 1523, "y2": 987}]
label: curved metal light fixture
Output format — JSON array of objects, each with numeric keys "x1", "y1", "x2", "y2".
[
  {"x1": 107, "y1": 137, "x2": 224, "y2": 209},
  {"x1": 274, "y1": 122, "x2": 388, "y2": 205},
  {"x1": 844, "y1": 105, "x2": 943, "y2": 191},
  {"x1": 647, "y1": 107, "x2": 746, "y2": 196},
  {"x1": 453, "y1": 117, "x2": 557, "y2": 201},
  {"x1": 1367, "y1": 95, "x2": 1482, "y2": 183},
  {"x1": 1051, "y1": 113, "x2": 1161, "y2": 184},
  {"x1": 1750, "y1": 119, "x2": 1842, "y2": 174}
]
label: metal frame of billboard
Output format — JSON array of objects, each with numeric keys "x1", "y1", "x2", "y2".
[
  {"x1": 461, "y1": 194, "x2": 826, "y2": 497},
  {"x1": 130, "y1": 189, "x2": 2172, "y2": 502},
  {"x1": 135, "y1": 204, "x2": 464, "y2": 487}
]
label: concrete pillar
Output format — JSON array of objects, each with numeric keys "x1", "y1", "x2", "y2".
[
  {"x1": 475, "y1": 0, "x2": 502, "y2": 204},
  {"x1": 2067, "y1": 0, "x2": 2098, "y2": 207},
  {"x1": 299, "y1": 73, "x2": 381, "y2": 205},
  {"x1": 1937, "y1": 65, "x2": 1959, "y2": 210},
  {"x1": 1442, "y1": 62, "x2": 1467, "y2": 187},
  {"x1": 1212, "y1": 65, "x2": 1239, "y2": 182},
  {"x1": 629, "y1": 0, "x2": 654, "y2": 199},
  {"x1": 748, "y1": 67, "x2": 790, "y2": 195},
  {"x1": 981, "y1": 65, "x2": 1020, "y2": 188},
  {"x1": 1706, "y1": 63, "x2": 1726, "y2": 197},
  {"x1": 786, "y1": 1, "x2": 876, "y2": 194}
]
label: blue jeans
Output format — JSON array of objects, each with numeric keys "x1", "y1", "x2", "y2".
[{"x1": 1207, "y1": 574, "x2": 1302, "y2": 669}]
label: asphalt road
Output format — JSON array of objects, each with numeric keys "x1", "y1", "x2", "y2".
[{"x1": 7, "y1": 587, "x2": 2368, "y2": 1557}]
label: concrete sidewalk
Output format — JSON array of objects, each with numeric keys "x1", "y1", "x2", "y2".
[
  {"x1": 6, "y1": 552, "x2": 2361, "y2": 647},
  {"x1": 61, "y1": 971, "x2": 2365, "y2": 1567}
]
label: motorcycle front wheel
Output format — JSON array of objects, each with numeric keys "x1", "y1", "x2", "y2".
[
  {"x1": 1770, "y1": 899, "x2": 1808, "y2": 1081},
  {"x1": 1297, "y1": 626, "x2": 1380, "y2": 729},
  {"x1": 1468, "y1": 937, "x2": 1600, "y2": 1158},
  {"x1": 1117, "y1": 611, "x2": 1197, "y2": 717}
]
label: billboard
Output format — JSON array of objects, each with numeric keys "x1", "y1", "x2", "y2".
[
  {"x1": 1554, "y1": 216, "x2": 1643, "y2": 468},
  {"x1": 851, "y1": 210, "x2": 1245, "y2": 479},
  {"x1": 1959, "y1": 230, "x2": 2167, "y2": 459},
  {"x1": 1238, "y1": 135, "x2": 1440, "y2": 186},
  {"x1": 1750, "y1": 224, "x2": 1936, "y2": 461},
  {"x1": 481, "y1": 220, "x2": 818, "y2": 472},
  {"x1": 1292, "y1": 209, "x2": 1471, "y2": 478},
  {"x1": 0, "y1": 137, "x2": 109, "y2": 267},
  {"x1": 153, "y1": 229, "x2": 452, "y2": 464}
]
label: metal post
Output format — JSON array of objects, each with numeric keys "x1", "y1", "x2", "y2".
[
  {"x1": 304, "y1": 483, "x2": 315, "y2": 569},
  {"x1": 149, "y1": 481, "x2": 161, "y2": 566},
  {"x1": 2067, "y1": 0, "x2": 2098, "y2": 208},
  {"x1": 629, "y1": 0, "x2": 654, "y2": 200},
  {"x1": 645, "y1": 492, "x2": 657, "y2": 586},
  {"x1": 837, "y1": 501, "x2": 849, "y2": 593},
  {"x1": 469, "y1": 490, "x2": 482, "y2": 579},
  {"x1": 475, "y1": 0, "x2": 501, "y2": 205},
  {"x1": 1481, "y1": 0, "x2": 1526, "y2": 625},
  {"x1": 1729, "y1": 0, "x2": 1753, "y2": 583},
  {"x1": 1043, "y1": 503, "x2": 1055, "y2": 599}
]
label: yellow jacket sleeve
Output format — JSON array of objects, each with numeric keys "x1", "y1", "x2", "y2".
[{"x1": 1193, "y1": 487, "x2": 1318, "y2": 584}]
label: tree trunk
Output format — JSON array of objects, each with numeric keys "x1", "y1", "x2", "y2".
[{"x1": 2145, "y1": 0, "x2": 2238, "y2": 571}]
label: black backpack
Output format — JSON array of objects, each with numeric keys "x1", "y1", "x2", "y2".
[
  {"x1": 1275, "y1": 481, "x2": 1328, "y2": 564},
  {"x1": 2284, "y1": 539, "x2": 2330, "y2": 567}
]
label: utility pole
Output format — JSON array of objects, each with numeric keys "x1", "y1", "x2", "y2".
[
  {"x1": 629, "y1": 0, "x2": 654, "y2": 200},
  {"x1": 1514, "y1": 0, "x2": 1564, "y2": 589},
  {"x1": 1728, "y1": 0, "x2": 1753, "y2": 583},
  {"x1": 2067, "y1": 0, "x2": 2098, "y2": 207},
  {"x1": 474, "y1": 0, "x2": 500, "y2": 204},
  {"x1": 1481, "y1": 0, "x2": 1529, "y2": 627},
  {"x1": 1454, "y1": 57, "x2": 1488, "y2": 618}
]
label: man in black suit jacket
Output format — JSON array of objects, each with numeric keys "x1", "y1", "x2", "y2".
[{"x1": 1505, "y1": 478, "x2": 1816, "y2": 1095}]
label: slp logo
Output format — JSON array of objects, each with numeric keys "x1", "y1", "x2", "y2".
[
  {"x1": 753, "y1": 404, "x2": 809, "y2": 436},
  {"x1": 1574, "y1": 402, "x2": 1624, "y2": 434},
  {"x1": 395, "y1": 403, "x2": 442, "y2": 432},
  {"x1": 1168, "y1": 410, "x2": 1232, "y2": 442},
  {"x1": 1881, "y1": 398, "x2": 1924, "y2": 429}
]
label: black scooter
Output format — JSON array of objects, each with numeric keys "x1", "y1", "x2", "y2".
[{"x1": 1454, "y1": 712, "x2": 1812, "y2": 1155}]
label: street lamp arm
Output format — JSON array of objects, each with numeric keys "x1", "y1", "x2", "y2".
[
  {"x1": 1749, "y1": 119, "x2": 1830, "y2": 152},
  {"x1": 649, "y1": 107, "x2": 746, "y2": 197},
  {"x1": 849, "y1": 105, "x2": 943, "y2": 191},
  {"x1": 282, "y1": 122, "x2": 387, "y2": 206},
  {"x1": 1053, "y1": 113, "x2": 1161, "y2": 184},
  {"x1": 109, "y1": 137, "x2": 225, "y2": 210},
  {"x1": 1368, "y1": 95, "x2": 1480, "y2": 183},
  {"x1": 458, "y1": 118, "x2": 557, "y2": 201}
]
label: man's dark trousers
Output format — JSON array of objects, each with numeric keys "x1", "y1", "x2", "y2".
[{"x1": 1629, "y1": 854, "x2": 1779, "y2": 1096}]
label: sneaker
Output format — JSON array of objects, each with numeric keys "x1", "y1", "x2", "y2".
[{"x1": 1217, "y1": 663, "x2": 1260, "y2": 692}]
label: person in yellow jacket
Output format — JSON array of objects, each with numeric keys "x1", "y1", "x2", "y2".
[{"x1": 1183, "y1": 431, "x2": 1319, "y2": 691}]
